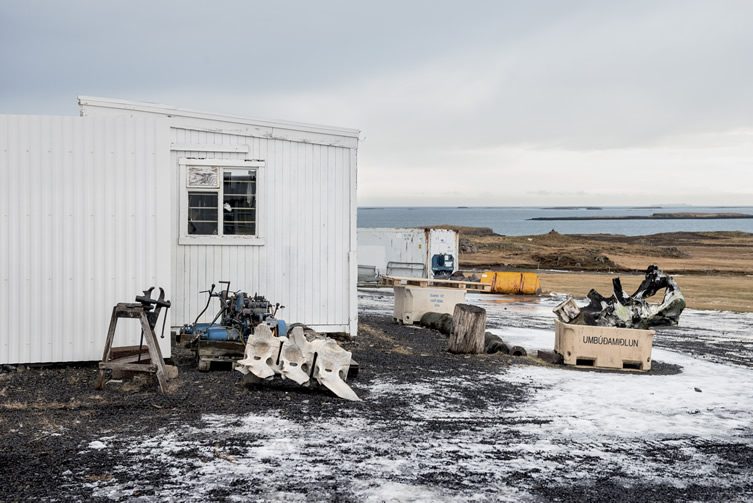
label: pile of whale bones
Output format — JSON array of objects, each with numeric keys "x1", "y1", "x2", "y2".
[{"x1": 233, "y1": 324, "x2": 361, "y2": 401}]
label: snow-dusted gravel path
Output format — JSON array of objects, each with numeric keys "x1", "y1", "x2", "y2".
[
  {"x1": 64, "y1": 289, "x2": 753, "y2": 501},
  {"x1": 2, "y1": 288, "x2": 751, "y2": 501}
]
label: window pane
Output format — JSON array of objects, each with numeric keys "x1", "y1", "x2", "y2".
[
  {"x1": 189, "y1": 193, "x2": 218, "y2": 207},
  {"x1": 189, "y1": 208, "x2": 218, "y2": 222},
  {"x1": 225, "y1": 222, "x2": 256, "y2": 235},
  {"x1": 188, "y1": 191, "x2": 218, "y2": 235},
  {"x1": 223, "y1": 170, "x2": 256, "y2": 235}
]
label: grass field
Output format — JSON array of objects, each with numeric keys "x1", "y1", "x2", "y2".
[
  {"x1": 538, "y1": 271, "x2": 753, "y2": 312},
  {"x1": 454, "y1": 228, "x2": 753, "y2": 312}
]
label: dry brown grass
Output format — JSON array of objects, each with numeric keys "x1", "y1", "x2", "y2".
[
  {"x1": 84, "y1": 473, "x2": 113, "y2": 482},
  {"x1": 1, "y1": 401, "x2": 29, "y2": 410},
  {"x1": 459, "y1": 230, "x2": 753, "y2": 312},
  {"x1": 358, "y1": 322, "x2": 415, "y2": 355},
  {"x1": 463, "y1": 231, "x2": 753, "y2": 274},
  {"x1": 539, "y1": 272, "x2": 753, "y2": 312},
  {"x1": 0, "y1": 400, "x2": 83, "y2": 411}
]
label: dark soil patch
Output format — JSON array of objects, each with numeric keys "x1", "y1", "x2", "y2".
[
  {"x1": 1, "y1": 313, "x2": 750, "y2": 501},
  {"x1": 0, "y1": 314, "x2": 527, "y2": 501}
]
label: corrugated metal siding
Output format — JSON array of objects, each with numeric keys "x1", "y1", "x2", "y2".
[
  {"x1": 357, "y1": 228, "x2": 459, "y2": 279},
  {"x1": 169, "y1": 128, "x2": 354, "y2": 332},
  {"x1": 357, "y1": 228, "x2": 428, "y2": 274},
  {"x1": 0, "y1": 115, "x2": 170, "y2": 364}
]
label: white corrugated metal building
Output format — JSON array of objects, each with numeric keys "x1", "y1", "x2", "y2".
[{"x1": 0, "y1": 97, "x2": 359, "y2": 365}]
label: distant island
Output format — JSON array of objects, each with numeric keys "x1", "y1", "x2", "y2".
[
  {"x1": 530, "y1": 212, "x2": 753, "y2": 221},
  {"x1": 541, "y1": 206, "x2": 603, "y2": 210}
]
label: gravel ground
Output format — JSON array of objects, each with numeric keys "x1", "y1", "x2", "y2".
[{"x1": 1, "y1": 296, "x2": 752, "y2": 501}]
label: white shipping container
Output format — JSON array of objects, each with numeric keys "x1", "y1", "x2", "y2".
[{"x1": 357, "y1": 228, "x2": 459, "y2": 281}]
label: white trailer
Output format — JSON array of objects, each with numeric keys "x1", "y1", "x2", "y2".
[
  {"x1": 357, "y1": 228, "x2": 459, "y2": 283},
  {"x1": 0, "y1": 98, "x2": 359, "y2": 365}
]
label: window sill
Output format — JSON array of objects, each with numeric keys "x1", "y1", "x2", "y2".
[{"x1": 179, "y1": 235, "x2": 265, "y2": 246}]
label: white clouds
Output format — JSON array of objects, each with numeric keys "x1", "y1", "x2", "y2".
[
  {"x1": 357, "y1": 129, "x2": 753, "y2": 206},
  {"x1": 1, "y1": 1, "x2": 752, "y2": 204}
]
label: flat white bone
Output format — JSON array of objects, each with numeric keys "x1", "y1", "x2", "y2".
[
  {"x1": 236, "y1": 324, "x2": 277, "y2": 379},
  {"x1": 289, "y1": 327, "x2": 316, "y2": 364},
  {"x1": 236, "y1": 325, "x2": 360, "y2": 401},
  {"x1": 278, "y1": 328, "x2": 310, "y2": 385},
  {"x1": 310, "y1": 339, "x2": 361, "y2": 401}
]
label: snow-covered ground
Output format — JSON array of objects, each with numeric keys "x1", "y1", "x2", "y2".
[
  {"x1": 76, "y1": 288, "x2": 753, "y2": 501},
  {"x1": 362, "y1": 286, "x2": 753, "y2": 365},
  {"x1": 363, "y1": 287, "x2": 753, "y2": 438}
]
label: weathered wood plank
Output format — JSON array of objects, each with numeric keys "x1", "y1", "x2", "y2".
[
  {"x1": 95, "y1": 305, "x2": 173, "y2": 393},
  {"x1": 99, "y1": 362, "x2": 158, "y2": 372},
  {"x1": 381, "y1": 275, "x2": 490, "y2": 291}
]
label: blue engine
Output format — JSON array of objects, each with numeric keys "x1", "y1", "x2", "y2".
[
  {"x1": 180, "y1": 288, "x2": 287, "y2": 344},
  {"x1": 206, "y1": 325, "x2": 242, "y2": 341}
]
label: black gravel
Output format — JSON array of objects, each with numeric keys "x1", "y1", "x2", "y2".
[
  {"x1": 0, "y1": 316, "x2": 525, "y2": 501},
  {"x1": 0, "y1": 314, "x2": 751, "y2": 502},
  {"x1": 653, "y1": 323, "x2": 753, "y2": 368}
]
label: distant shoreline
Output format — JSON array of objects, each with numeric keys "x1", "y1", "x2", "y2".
[
  {"x1": 541, "y1": 206, "x2": 603, "y2": 210},
  {"x1": 529, "y1": 212, "x2": 753, "y2": 221}
]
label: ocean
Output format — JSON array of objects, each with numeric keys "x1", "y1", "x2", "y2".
[{"x1": 357, "y1": 206, "x2": 753, "y2": 236}]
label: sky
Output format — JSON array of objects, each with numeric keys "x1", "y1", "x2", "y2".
[{"x1": 1, "y1": 0, "x2": 752, "y2": 206}]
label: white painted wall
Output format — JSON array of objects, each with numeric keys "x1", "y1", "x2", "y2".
[
  {"x1": 80, "y1": 98, "x2": 359, "y2": 336},
  {"x1": 0, "y1": 115, "x2": 171, "y2": 364}
]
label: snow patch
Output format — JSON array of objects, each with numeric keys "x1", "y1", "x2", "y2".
[{"x1": 87, "y1": 440, "x2": 107, "y2": 450}]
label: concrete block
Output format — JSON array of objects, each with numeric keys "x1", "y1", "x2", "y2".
[
  {"x1": 393, "y1": 285, "x2": 466, "y2": 325},
  {"x1": 554, "y1": 320, "x2": 654, "y2": 371}
]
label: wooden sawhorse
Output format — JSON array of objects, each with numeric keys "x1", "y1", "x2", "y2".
[{"x1": 95, "y1": 303, "x2": 170, "y2": 393}]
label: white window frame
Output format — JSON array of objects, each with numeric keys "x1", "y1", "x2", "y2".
[{"x1": 179, "y1": 158, "x2": 265, "y2": 246}]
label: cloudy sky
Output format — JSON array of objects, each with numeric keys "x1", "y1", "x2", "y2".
[{"x1": 1, "y1": 1, "x2": 751, "y2": 206}]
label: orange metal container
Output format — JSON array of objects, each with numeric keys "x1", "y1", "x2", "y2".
[
  {"x1": 479, "y1": 271, "x2": 541, "y2": 295},
  {"x1": 519, "y1": 272, "x2": 542, "y2": 295}
]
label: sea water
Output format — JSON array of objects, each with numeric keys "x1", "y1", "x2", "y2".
[{"x1": 357, "y1": 206, "x2": 753, "y2": 236}]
